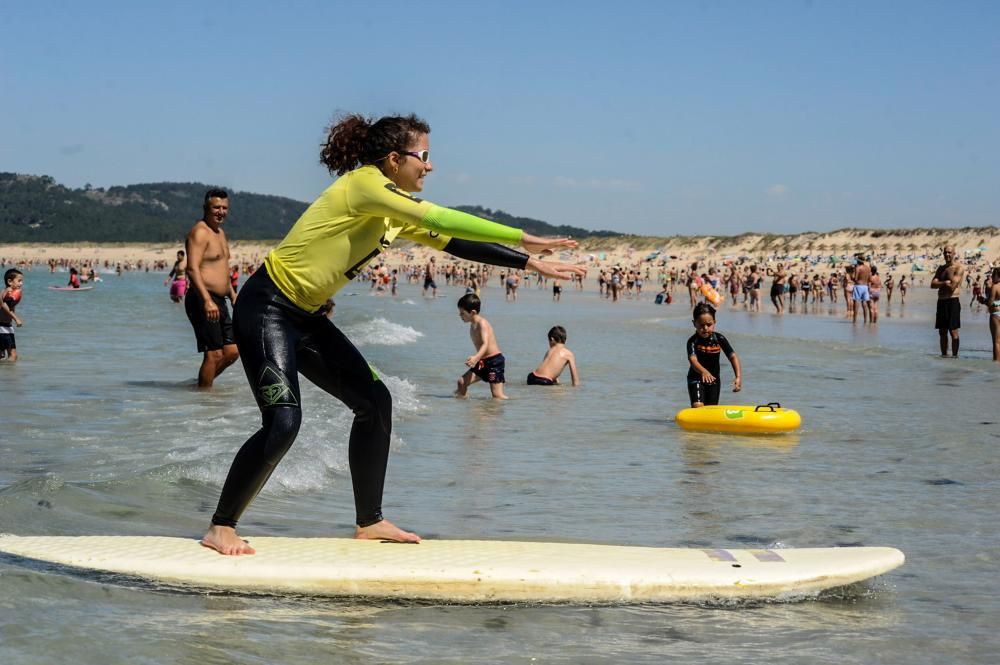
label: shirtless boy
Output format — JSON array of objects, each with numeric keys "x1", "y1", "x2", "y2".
[
  {"x1": 527, "y1": 325, "x2": 580, "y2": 386},
  {"x1": 930, "y1": 245, "x2": 964, "y2": 357},
  {"x1": 455, "y1": 293, "x2": 508, "y2": 399},
  {"x1": 185, "y1": 189, "x2": 240, "y2": 387}
]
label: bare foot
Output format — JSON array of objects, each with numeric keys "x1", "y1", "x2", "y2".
[
  {"x1": 455, "y1": 379, "x2": 468, "y2": 398},
  {"x1": 201, "y1": 525, "x2": 256, "y2": 555},
  {"x1": 355, "y1": 519, "x2": 421, "y2": 543}
]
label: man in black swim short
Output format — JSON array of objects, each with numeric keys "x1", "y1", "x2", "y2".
[
  {"x1": 185, "y1": 189, "x2": 240, "y2": 387},
  {"x1": 931, "y1": 245, "x2": 964, "y2": 357},
  {"x1": 185, "y1": 289, "x2": 235, "y2": 351},
  {"x1": 422, "y1": 258, "x2": 437, "y2": 297}
]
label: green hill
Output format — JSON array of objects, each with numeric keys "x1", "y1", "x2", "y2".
[
  {"x1": 0, "y1": 174, "x2": 307, "y2": 242},
  {"x1": 0, "y1": 173, "x2": 623, "y2": 243},
  {"x1": 453, "y1": 205, "x2": 621, "y2": 239}
]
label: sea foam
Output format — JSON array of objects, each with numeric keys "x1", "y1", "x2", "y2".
[{"x1": 342, "y1": 317, "x2": 423, "y2": 346}]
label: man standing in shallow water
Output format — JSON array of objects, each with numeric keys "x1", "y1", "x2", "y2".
[
  {"x1": 185, "y1": 189, "x2": 240, "y2": 387},
  {"x1": 931, "y1": 245, "x2": 964, "y2": 357},
  {"x1": 852, "y1": 255, "x2": 872, "y2": 324}
]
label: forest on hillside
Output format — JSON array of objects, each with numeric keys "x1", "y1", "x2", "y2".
[{"x1": 0, "y1": 173, "x2": 622, "y2": 243}]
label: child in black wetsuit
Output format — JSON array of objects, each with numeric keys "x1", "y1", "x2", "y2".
[{"x1": 686, "y1": 303, "x2": 742, "y2": 407}]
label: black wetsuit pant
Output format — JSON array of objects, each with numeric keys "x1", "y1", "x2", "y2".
[{"x1": 211, "y1": 265, "x2": 392, "y2": 529}]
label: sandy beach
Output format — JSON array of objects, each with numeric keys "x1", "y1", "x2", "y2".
[{"x1": 2, "y1": 226, "x2": 998, "y2": 283}]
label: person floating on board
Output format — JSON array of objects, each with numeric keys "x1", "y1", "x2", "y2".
[
  {"x1": 686, "y1": 303, "x2": 742, "y2": 408},
  {"x1": 654, "y1": 282, "x2": 671, "y2": 304},
  {"x1": 200, "y1": 112, "x2": 586, "y2": 555}
]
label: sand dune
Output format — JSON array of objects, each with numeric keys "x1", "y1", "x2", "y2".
[{"x1": 2, "y1": 226, "x2": 997, "y2": 275}]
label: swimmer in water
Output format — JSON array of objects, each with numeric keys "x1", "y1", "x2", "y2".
[{"x1": 527, "y1": 325, "x2": 580, "y2": 386}]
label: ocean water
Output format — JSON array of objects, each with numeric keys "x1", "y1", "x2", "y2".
[{"x1": 1, "y1": 270, "x2": 997, "y2": 664}]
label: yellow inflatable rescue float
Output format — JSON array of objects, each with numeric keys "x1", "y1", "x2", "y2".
[{"x1": 675, "y1": 403, "x2": 801, "y2": 434}]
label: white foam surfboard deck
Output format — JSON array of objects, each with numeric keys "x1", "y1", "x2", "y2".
[{"x1": 0, "y1": 536, "x2": 904, "y2": 603}]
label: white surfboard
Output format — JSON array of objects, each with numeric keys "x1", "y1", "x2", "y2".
[{"x1": 0, "y1": 535, "x2": 904, "y2": 603}]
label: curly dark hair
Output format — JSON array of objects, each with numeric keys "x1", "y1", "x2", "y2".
[{"x1": 320, "y1": 113, "x2": 431, "y2": 176}]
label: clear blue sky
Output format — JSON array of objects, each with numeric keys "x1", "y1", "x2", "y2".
[{"x1": 2, "y1": 1, "x2": 997, "y2": 235}]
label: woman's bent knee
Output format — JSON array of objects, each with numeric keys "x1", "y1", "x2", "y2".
[{"x1": 261, "y1": 407, "x2": 303, "y2": 465}]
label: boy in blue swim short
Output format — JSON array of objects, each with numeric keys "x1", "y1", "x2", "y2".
[{"x1": 456, "y1": 293, "x2": 508, "y2": 399}]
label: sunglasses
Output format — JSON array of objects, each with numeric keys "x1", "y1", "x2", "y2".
[{"x1": 400, "y1": 150, "x2": 430, "y2": 163}]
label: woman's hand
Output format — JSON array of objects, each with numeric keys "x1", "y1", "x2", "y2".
[
  {"x1": 525, "y1": 257, "x2": 587, "y2": 280},
  {"x1": 732, "y1": 376, "x2": 742, "y2": 392},
  {"x1": 521, "y1": 233, "x2": 577, "y2": 256},
  {"x1": 701, "y1": 371, "x2": 716, "y2": 384}
]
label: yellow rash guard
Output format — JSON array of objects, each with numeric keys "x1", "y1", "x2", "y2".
[{"x1": 264, "y1": 165, "x2": 524, "y2": 311}]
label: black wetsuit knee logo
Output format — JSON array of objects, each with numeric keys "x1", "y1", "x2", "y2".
[{"x1": 257, "y1": 365, "x2": 298, "y2": 407}]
